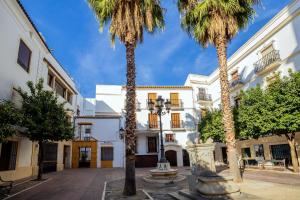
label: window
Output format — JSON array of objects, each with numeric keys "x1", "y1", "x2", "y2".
[
  {"x1": 148, "y1": 93, "x2": 157, "y2": 102},
  {"x1": 0, "y1": 141, "x2": 18, "y2": 171},
  {"x1": 241, "y1": 147, "x2": 251, "y2": 158},
  {"x1": 67, "y1": 92, "x2": 73, "y2": 104},
  {"x1": 254, "y1": 144, "x2": 264, "y2": 158},
  {"x1": 171, "y1": 113, "x2": 181, "y2": 128},
  {"x1": 101, "y1": 147, "x2": 113, "y2": 161},
  {"x1": 198, "y1": 88, "x2": 206, "y2": 94},
  {"x1": 231, "y1": 70, "x2": 239, "y2": 81},
  {"x1": 147, "y1": 137, "x2": 157, "y2": 153},
  {"x1": 165, "y1": 134, "x2": 175, "y2": 142},
  {"x1": 85, "y1": 128, "x2": 91, "y2": 134},
  {"x1": 55, "y1": 81, "x2": 65, "y2": 98},
  {"x1": 148, "y1": 113, "x2": 158, "y2": 128},
  {"x1": 170, "y1": 93, "x2": 179, "y2": 107},
  {"x1": 261, "y1": 44, "x2": 274, "y2": 57},
  {"x1": 17, "y1": 40, "x2": 31, "y2": 72},
  {"x1": 47, "y1": 73, "x2": 54, "y2": 87}
]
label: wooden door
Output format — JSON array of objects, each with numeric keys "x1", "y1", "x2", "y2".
[
  {"x1": 148, "y1": 113, "x2": 158, "y2": 128},
  {"x1": 171, "y1": 113, "x2": 180, "y2": 128},
  {"x1": 170, "y1": 93, "x2": 179, "y2": 106},
  {"x1": 101, "y1": 147, "x2": 113, "y2": 168},
  {"x1": 166, "y1": 150, "x2": 177, "y2": 166}
]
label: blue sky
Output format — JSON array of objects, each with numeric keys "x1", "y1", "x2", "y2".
[{"x1": 21, "y1": 0, "x2": 291, "y2": 97}]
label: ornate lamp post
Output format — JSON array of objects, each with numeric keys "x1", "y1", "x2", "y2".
[{"x1": 147, "y1": 96, "x2": 171, "y2": 163}]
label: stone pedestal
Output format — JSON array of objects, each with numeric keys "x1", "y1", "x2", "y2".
[{"x1": 173, "y1": 140, "x2": 240, "y2": 199}]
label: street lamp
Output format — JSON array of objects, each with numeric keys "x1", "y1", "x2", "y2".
[{"x1": 147, "y1": 95, "x2": 171, "y2": 163}]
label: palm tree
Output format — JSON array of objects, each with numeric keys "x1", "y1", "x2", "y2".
[
  {"x1": 178, "y1": 0, "x2": 259, "y2": 183},
  {"x1": 87, "y1": 0, "x2": 164, "y2": 195}
]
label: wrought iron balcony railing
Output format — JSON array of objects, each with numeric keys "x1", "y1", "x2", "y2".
[
  {"x1": 168, "y1": 99, "x2": 184, "y2": 109},
  {"x1": 254, "y1": 50, "x2": 280, "y2": 74},
  {"x1": 197, "y1": 93, "x2": 212, "y2": 102},
  {"x1": 170, "y1": 120, "x2": 185, "y2": 129}
]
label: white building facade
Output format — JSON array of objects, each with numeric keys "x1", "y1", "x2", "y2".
[
  {"x1": 0, "y1": 0, "x2": 81, "y2": 180},
  {"x1": 74, "y1": 85, "x2": 199, "y2": 168},
  {"x1": 185, "y1": 0, "x2": 300, "y2": 166}
]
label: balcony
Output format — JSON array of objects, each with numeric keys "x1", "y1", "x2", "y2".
[
  {"x1": 254, "y1": 50, "x2": 281, "y2": 75},
  {"x1": 170, "y1": 120, "x2": 185, "y2": 131},
  {"x1": 230, "y1": 77, "x2": 244, "y2": 91},
  {"x1": 148, "y1": 121, "x2": 159, "y2": 130},
  {"x1": 197, "y1": 93, "x2": 213, "y2": 106},
  {"x1": 168, "y1": 99, "x2": 184, "y2": 110}
]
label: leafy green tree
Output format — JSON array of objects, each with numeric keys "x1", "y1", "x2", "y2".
[
  {"x1": 178, "y1": 0, "x2": 259, "y2": 182},
  {"x1": 266, "y1": 70, "x2": 300, "y2": 172},
  {"x1": 0, "y1": 100, "x2": 22, "y2": 142},
  {"x1": 199, "y1": 108, "x2": 240, "y2": 143},
  {"x1": 16, "y1": 79, "x2": 73, "y2": 180},
  {"x1": 237, "y1": 86, "x2": 275, "y2": 140},
  {"x1": 199, "y1": 109, "x2": 225, "y2": 143},
  {"x1": 238, "y1": 71, "x2": 300, "y2": 172},
  {"x1": 87, "y1": 0, "x2": 164, "y2": 195}
]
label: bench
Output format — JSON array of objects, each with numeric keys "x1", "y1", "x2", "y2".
[{"x1": 0, "y1": 176, "x2": 13, "y2": 196}]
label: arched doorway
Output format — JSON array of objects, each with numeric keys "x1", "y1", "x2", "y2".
[
  {"x1": 166, "y1": 150, "x2": 177, "y2": 166},
  {"x1": 182, "y1": 149, "x2": 190, "y2": 166}
]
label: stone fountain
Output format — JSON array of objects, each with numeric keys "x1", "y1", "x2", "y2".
[{"x1": 170, "y1": 138, "x2": 241, "y2": 199}]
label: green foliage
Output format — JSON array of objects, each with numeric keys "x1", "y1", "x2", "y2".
[
  {"x1": 199, "y1": 109, "x2": 225, "y2": 143},
  {"x1": 0, "y1": 100, "x2": 22, "y2": 142},
  {"x1": 88, "y1": 0, "x2": 165, "y2": 45},
  {"x1": 177, "y1": 0, "x2": 259, "y2": 46},
  {"x1": 16, "y1": 79, "x2": 74, "y2": 142},
  {"x1": 237, "y1": 70, "x2": 300, "y2": 139},
  {"x1": 199, "y1": 108, "x2": 240, "y2": 143},
  {"x1": 237, "y1": 86, "x2": 275, "y2": 139},
  {"x1": 267, "y1": 70, "x2": 300, "y2": 135}
]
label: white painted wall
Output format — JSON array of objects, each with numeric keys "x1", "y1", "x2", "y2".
[{"x1": 185, "y1": 0, "x2": 300, "y2": 109}]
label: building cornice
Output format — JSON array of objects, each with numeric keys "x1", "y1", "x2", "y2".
[{"x1": 205, "y1": 0, "x2": 300, "y2": 84}]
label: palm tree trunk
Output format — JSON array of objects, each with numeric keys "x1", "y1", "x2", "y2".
[
  {"x1": 123, "y1": 41, "x2": 137, "y2": 196},
  {"x1": 37, "y1": 141, "x2": 44, "y2": 180},
  {"x1": 215, "y1": 35, "x2": 242, "y2": 183},
  {"x1": 286, "y1": 133, "x2": 299, "y2": 173}
]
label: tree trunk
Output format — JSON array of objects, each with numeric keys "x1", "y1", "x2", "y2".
[
  {"x1": 123, "y1": 41, "x2": 137, "y2": 196},
  {"x1": 215, "y1": 35, "x2": 242, "y2": 183},
  {"x1": 37, "y1": 141, "x2": 44, "y2": 180},
  {"x1": 286, "y1": 133, "x2": 299, "y2": 173}
]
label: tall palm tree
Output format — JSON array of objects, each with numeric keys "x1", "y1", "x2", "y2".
[
  {"x1": 178, "y1": 0, "x2": 259, "y2": 183},
  {"x1": 87, "y1": 0, "x2": 164, "y2": 195}
]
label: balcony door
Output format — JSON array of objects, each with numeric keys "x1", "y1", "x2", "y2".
[
  {"x1": 148, "y1": 113, "x2": 158, "y2": 128},
  {"x1": 171, "y1": 113, "x2": 180, "y2": 128},
  {"x1": 170, "y1": 93, "x2": 179, "y2": 107}
]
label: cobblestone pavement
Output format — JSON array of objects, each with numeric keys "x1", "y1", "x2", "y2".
[{"x1": 6, "y1": 167, "x2": 300, "y2": 200}]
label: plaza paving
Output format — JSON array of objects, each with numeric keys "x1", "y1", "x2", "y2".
[{"x1": 4, "y1": 167, "x2": 300, "y2": 200}]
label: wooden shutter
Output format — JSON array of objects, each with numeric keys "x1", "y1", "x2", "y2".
[
  {"x1": 148, "y1": 137, "x2": 157, "y2": 153},
  {"x1": 148, "y1": 113, "x2": 158, "y2": 128},
  {"x1": 171, "y1": 113, "x2": 180, "y2": 128},
  {"x1": 148, "y1": 93, "x2": 157, "y2": 102},
  {"x1": 170, "y1": 93, "x2": 179, "y2": 106}
]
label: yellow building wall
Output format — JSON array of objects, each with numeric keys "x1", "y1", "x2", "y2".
[{"x1": 72, "y1": 141, "x2": 97, "y2": 168}]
